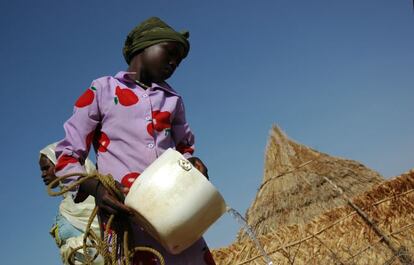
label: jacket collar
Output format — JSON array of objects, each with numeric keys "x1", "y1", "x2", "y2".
[{"x1": 114, "y1": 71, "x2": 180, "y2": 96}]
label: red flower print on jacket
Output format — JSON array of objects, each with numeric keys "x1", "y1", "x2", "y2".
[
  {"x1": 121, "y1": 172, "x2": 140, "y2": 189},
  {"x1": 85, "y1": 124, "x2": 103, "y2": 153},
  {"x1": 96, "y1": 131, "x2": 110, "y2": 152},
  {"x1": 75, "y1": 87, "x2": 96, "y2": 108},
  {"x1": 55, "y1": 155, "x2": 78, "y2": 172},
  {"x1": 146, "y1": 111, "x2": 171, "y2": 137},
  {"x1": 176, "y1": 142, "x2": 194, "y2": 155},
  {"x1": 114, "y1": 86, "x2": 139, "y2": 106}
]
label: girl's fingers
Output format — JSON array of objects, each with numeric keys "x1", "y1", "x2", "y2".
[
  {"x1": 100, "y1": 204, "x2": 118, "y2": 216},
  {"x1": 103, "y1": 196, "x2": 132, "y2": 215}
]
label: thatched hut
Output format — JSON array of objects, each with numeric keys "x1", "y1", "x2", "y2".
[
  {"x1": 211, "y1": 125, "x2": 414, "y2": 264},
  {"x1": 240, "y1": 125, "x2": 384, "y2": 240},
  {"x1": 213, "y1": 170, "x2": 414, "y2": 264}
]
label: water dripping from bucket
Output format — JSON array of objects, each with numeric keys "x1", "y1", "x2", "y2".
[{"x1": 226, "y1": 206, "x2": 273, "y2": 265}]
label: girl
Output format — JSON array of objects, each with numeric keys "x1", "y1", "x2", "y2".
[{"x1": 55, "y1": 17, "x2": 215, "y2": 265}]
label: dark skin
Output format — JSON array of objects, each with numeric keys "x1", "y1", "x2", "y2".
[
  {"x1": 127, "y1": 41, "x2": 185, "y2": 87},
  {"x1": 39, "y1": 154, "x2": 59, "y2": 189},
  {"x1": 188, "y1": 157, "x2": 209, "y2": 180},
  {"x1": 39, "y1": 155, "x2": 130, "y2": 215},
  {"x1": 79, "y1": 41, "x2": 209, "y2": 217}
]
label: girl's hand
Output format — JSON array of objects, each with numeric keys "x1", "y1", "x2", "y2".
[
  {"x1": 79, "y1": 178, "x2": 132, "y2": 216},
  {"x1": 188, "y1": 157, "x2": 209, "y2": 180},
  {"x1": 94, "y1": 182, "x2": 132, "y2": 216}
]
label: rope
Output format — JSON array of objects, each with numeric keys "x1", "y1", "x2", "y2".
[
  {"x1": 258, "y1": 158, "x2": 318, "y2": 192},
  {"x1": 235, "y1": 186, "x2": 414, "y2": 265},
  {"x1": 321, "y1": 175, "x2": 413, "y2": 265},
  {"x1": 236, "y1": 222, "x2": 414, "y2": 265},
  {"x1": 48, "y1": 172, "x2": 165, "y2": 265}
]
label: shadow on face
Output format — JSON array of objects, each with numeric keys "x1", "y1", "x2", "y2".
[
  {"x1": 39, "y1": 154, "x2": 58, "y2": 188},
  {"x1": 132, "y1": 41, "x2": 186, "y2": 83}
]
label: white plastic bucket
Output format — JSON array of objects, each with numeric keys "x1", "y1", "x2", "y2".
[{"x1": 124, "y1": 148, "x2": 227, "y2": 254}]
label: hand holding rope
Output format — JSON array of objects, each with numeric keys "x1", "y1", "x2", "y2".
[{"x1": 47, "y1": 172, "x2": 165, "y2": 265}]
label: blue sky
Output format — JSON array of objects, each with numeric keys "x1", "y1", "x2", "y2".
[{"x1": 1, "y1": 0, "x2": 413, "y2": 264}]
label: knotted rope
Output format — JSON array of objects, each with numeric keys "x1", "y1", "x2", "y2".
[{"x1": 47, "y1": 172, "x2": 165, "y2": 265}]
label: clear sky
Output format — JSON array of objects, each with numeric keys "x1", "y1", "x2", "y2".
[{"x1": 1, "y1": 0, "x2": 413, "y2": 264}]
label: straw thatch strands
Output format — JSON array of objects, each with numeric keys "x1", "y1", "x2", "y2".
[
  {"x1": 212, "y1": 126, "x2": 413, "y2": 264},
  {"x1": 241, "y1": 125, "x2": 384, "y2": 240},
  {"x1": 213, "y1": 170, "x2": 414, "y2": 264}
]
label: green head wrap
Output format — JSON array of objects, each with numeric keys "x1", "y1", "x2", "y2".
[{"x1": 123, "y1": 17, "x2": 190, "y2": 64}]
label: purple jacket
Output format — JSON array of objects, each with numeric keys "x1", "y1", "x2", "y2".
[{"x1": 55, "y1": 71, "x2": 195, "y2": 191}]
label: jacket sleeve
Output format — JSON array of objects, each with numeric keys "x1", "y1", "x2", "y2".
[
  {"x1": 55, "y1": 81, "x2": 102, "y2": 199},
  {"x1": 172, "y1": 97, "x2": 195, "y2": 158}
]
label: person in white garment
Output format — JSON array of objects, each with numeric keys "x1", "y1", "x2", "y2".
[{"x1": 39, "y1": 143, "x2": 103, "y2": 264}]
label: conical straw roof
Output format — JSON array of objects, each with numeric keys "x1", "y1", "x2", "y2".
[
  {"x1": 239, "y1": 125, "x2": 384, "y2": 240},
  {"x1": 213, "y1": 170, "x2": 414, "y2": 265}
]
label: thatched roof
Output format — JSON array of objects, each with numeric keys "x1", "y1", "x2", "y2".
[
  {"x1": 212, "y1": 170, "x2": 414, "y2": 264},
  {"x1": 240, "y1": 125, "x2": 384, "y2": 240}
]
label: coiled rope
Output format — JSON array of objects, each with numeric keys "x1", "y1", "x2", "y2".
[{"x1": 47, "y1": 172, "x2": 165, "y2": 265}]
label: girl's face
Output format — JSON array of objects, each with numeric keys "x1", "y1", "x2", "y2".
[{"x1": 140, "y1": 41, "x2": 185, "y2": 82}]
